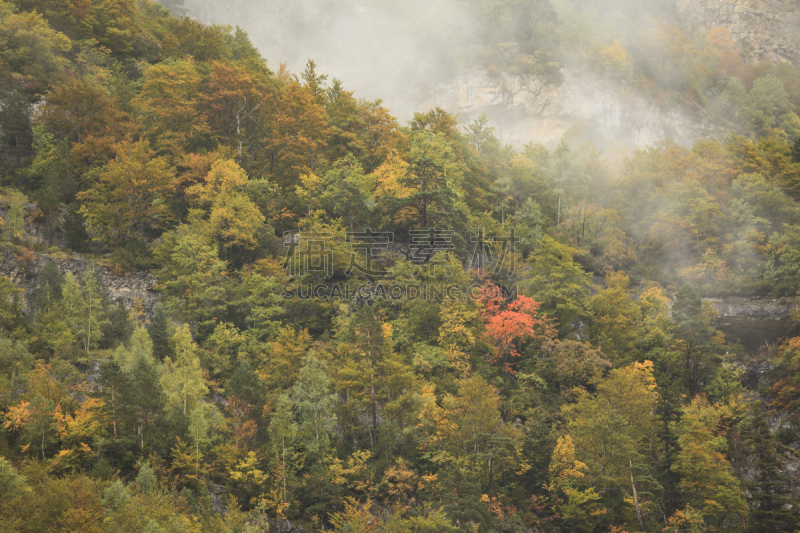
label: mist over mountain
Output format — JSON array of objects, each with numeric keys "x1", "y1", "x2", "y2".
[
  {"x1": 2, "y1": 1, "x2": 800, "y2": 531},
  {"x1": 172, "y1": 0, "x2": 799, "y2": 151}
]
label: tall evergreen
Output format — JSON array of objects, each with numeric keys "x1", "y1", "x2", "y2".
[
  {"x1": 148, "y1": 305, "x2": 174, "y2": 362},
  {"x1": 745, "y1": 410, "x2": 799, "y2": 532}
]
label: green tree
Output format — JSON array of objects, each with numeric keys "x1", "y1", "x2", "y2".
[
  {"x1": 0, "y1": 275, "x2": 23, "y2": 332},
  {"x1": 120, "y1": 327, "x2": 164, "y2": 449},
  {"x1": 155, "y1": 222, "x2": 227, "y2": 336},
  {"x1": 672, "y1": 285, "x2": 725, "y2": 396},
  {"x1": 444, "y1": 375, "x2": 521, "y2": 499},
  {"x1": 387, "y1": 130, "x2": 468, "y2": 239},
  {"x1": 308, "y1": 154, "x2": 374, "y2": 228},
  {"x1": 519, "y1": 236, "x2": 592, "y2": 337},
  {"x1": 0, "y1": 2, "x2": 71, "y2": 96},
  {"x1": 547, "y1": 434, "x2": 601, "y2": 531},
  {"x1": 561, "y1": 360, "x2": 659, "y2": 521},
  {"x1": 4, "y1": 189, "x2": 26, "y2": 241},
  {"x1": 745, "y1": 75, "x2": 791, "y2": 135},
  {"x1": 0, "y1": 456, "x2": 30, "y2": 506},
  {"x1": 672, "y1": 396, "x2": 747, "y2": 528},
  {"x1": 147, "y1": 305, "x2": 174, "y2": 362},
  {"x1": 741, "y1": 406, "x2": 799, "y2": 533},
  {"x1": 290, "y1": 354, "x2": 337, "y2": 456},
  {"x1": 161, "y1": 325, "x2": 208, "y2": 418},
  {"x1": 268, "y1": 392, "x2": 297, "y2": 508},
  {"x1": 62, "y1": 268, "x2": 107, "y2": 356}
]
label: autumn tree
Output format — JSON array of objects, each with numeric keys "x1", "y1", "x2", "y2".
[
  {"x1": 562, "y1": 361, "x2": 660, "y2": 528},
  {"x1": 135, "y1": 57, "x2": 210, "y2": 157},
  {"x1": 39, "y1": 76, "x2": 130, "y2": 145},
  {"x1": 262, "y1": 80, "x2": 331, "y2": 188},
  {"x1": 201, "y1": 60, "x2": 271, "y2": 165},
  {"x1": 671, "y1": 397, "x2": 747, "y2": 528},
  {"x1": 185, "y1": 158, "x2": 266, "y2": 261},
  {"x1": 78, "y1": 139, "x2": 177, "y2": 247},
  {"x1": 480, "y1": 283, "x2": 554, "y2": 374}
]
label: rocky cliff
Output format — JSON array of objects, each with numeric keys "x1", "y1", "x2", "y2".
[
  {"x1": 677, "y1": 0, "x2": 800, "y2": 65},
  {"x1": 706, "y1": 296, "x2": 798, "y2": 354},
  {"x1": 0, "y1": 247, "x2": 159, "y2": 315},
  {"x1": 426, "y1": 69, "x2": 716, "y2": 149}
]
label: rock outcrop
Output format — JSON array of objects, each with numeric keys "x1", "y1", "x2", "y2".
[
  {"x1": 705, "y1": 296, "x2": 798, "y2": 354},
  {"x1": 426, "y1": 69, "x2": 716, "y2": 149},
  {"x1": 677, "y1": 0, "x2": 800, "y2": 65},
  {"x1": 0, "y1": 247, "x2": 159, "y2": 315}
]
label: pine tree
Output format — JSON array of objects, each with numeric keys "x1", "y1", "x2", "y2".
[
  {"x1": 744, "y1": 408, "x2": 798, "y2": 532},
  {"x1": 791, "y1": 137, "x2": 800, "y2": 163},
  {"x1": 128, "y1": 329, "x2": 164, "y2": 450},
  {"x1": 148, "y1": 305, "x2": 174, "y2": 362},
  {"x1": 672, "y1": 285, "x2": 724, "y2": 396},
  {"x1": 96, "y1": 357, "x2": 130, "y2": 444}
]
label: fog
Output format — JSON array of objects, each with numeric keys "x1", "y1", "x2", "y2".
[
  {"x1": 169, "y1": 0, "x2": 739, "y2": 151},
  {"x1": 177, "y1": 0, "x2": 490, "y2": 119}
]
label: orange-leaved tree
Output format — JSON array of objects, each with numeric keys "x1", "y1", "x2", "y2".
[{"x1": 480, "y1": 282, "x2": 554, "y2": 374}]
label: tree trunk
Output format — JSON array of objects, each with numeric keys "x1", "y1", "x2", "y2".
[
  {"x1": 630, "y1": 459, "x2": 643, "y2": 532},
  {"x1": 282, "y1": 437, "x2": 287, "y2": 500},
  {"x1": 111, "y1": 381, "x2": 117, "y2": 441},
  {"x1": 557, "y1": 195, "x2": 561, "y2": 226},
  {"x1": 488, "y1": 455, "x2": 494, "y2": 499},
  {"x1": 236, "y1": 109, "x2": 243, "y2": 164},
  {"x1": 370, "y1": 359, "x2": 377, "y2": 448}
]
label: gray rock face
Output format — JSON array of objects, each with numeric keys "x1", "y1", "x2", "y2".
[
  {"x1": 0, "y1": 247, "x2": 159, "y2": 315},
  {"x1": 426, "y1": 69, "x2": 715, "y2": 148},
  {"x1": 677, "y1": 0, "x2": 800, "y2": 65},
  {"x1": 705, "y1": 297, "x2": 798, "y2": 354},
  {"x1": 743, "y1": 359, "x2": 775, "y2": 390},
  {"x1": 707, "y1": 297, "x2": 798, "y2": 321}
]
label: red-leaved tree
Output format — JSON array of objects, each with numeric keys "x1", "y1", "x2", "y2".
[{"x1": 480, "y1": 282, "x2": 555, "y2": 374}]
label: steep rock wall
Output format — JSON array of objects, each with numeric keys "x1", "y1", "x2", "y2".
[
  {"x1": 426, "y1": 69, "x2": 716, "y2": 149},
  {"x1": 0, "y1": 247, "x2": 159, "y2": 315},
  {"x1": 705, "y1": 296, "x2": 798, "y2": 354},
  {"x1": 677, "y1": 0, "x2": 800, "y2": 65}
]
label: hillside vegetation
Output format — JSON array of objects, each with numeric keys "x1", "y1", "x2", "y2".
[{"x1": 0, "y1": 1, "x2": 800, "y2": 532}]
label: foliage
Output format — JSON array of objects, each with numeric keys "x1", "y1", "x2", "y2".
[{"x1": 1, "y1": 2, "x2": 799, "y2": 531}]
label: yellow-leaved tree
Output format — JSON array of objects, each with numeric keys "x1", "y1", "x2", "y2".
[
  {"x1": 185, "y1": 158, "x2": 265, "y2": 260},
  {"x1": 561, "y1": 361, "x2": 659, "y2": 530},
  {"x1": 547, "y1": 435, "x2": 601, "y2": 529},
  {"x1": 78, "y1": 139, "x2": 177, "y2": 247}
]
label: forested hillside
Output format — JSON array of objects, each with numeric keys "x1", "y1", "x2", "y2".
[{"x1": 0, "y1": 1, "x2": 800, "y2": 532}]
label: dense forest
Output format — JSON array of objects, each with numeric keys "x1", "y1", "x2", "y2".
[{"x1": 1, "y1": 0, "x2": 800, "y2": 531}]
